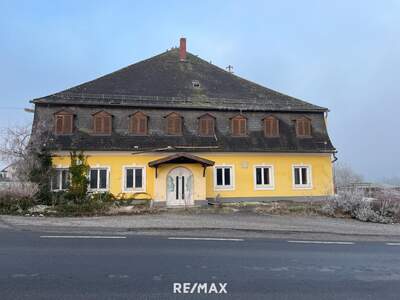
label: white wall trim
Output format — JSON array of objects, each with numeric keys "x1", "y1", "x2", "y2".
[
  {"x1": 213, "y1": 165, "x2": 235, "y2": 191},
  {"x1": 50, "y1": 167, "x2": 70, "y2": 191},
  {"x1": 88, "y1": 166, "x2": 111, "y2": 192},
  {"x1": 121, "y1": 165, "x2": 146, "y2": 193},
  {"x1": 253, "y1": 164, "x2": 275, "y2": 191},
  {"x1": 292, "y1": 164, "x2": 313, "y2": 190}
]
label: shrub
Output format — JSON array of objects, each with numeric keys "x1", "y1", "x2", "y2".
[
  {"x1": 66, "y1": 151, "x2": 89, "y2": 204},
  {"x1": 323, "y1": 188, "x2": 400, "y2": 224},
  {"x1": 53, "y1": 192, "x2": 113, "y2": 216},
  {"x1": 0, "y1": 183, "x2": 37, "y2": 214}
]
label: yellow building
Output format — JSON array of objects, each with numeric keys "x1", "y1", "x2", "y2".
[{"x1": 32, "y1": 38, "x2": 336, "y2": 206}]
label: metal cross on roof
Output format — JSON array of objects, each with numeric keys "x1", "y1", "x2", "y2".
[{"x1": 226, "y1": 65, "x2": 234, "y2": 73}]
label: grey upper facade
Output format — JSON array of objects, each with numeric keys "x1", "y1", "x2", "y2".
[{"x1": 31, "y1": 39, "x2": 335, "y2": 153}]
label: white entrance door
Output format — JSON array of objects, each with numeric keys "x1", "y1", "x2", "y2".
[{"x1": 166, "y1": 167, "x2": 193, "y2": 206}]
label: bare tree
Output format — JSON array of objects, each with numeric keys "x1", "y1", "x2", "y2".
[
  {"x1": 0, "y1": 125, "x2": 33, "y2": 181},
  {"x1": 334, "y1": 163, "x2": 363, "y2": 189},
  {"x1": 0, "y1": 121, "x2": 51, "y2": 182}
]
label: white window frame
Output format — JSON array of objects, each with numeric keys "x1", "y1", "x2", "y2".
[
  {"x1": 122, "y1": 165, "x2": 146, "y2": 193},
  {"x1": 51, "y1": 168, "x2": 70, "y2": 191},
  {"x1": 89, "y1": 166, "x2": 110, "y2": 192},
  {"x1": 292, "y1": 165, "x2": 312, "y2": 189},
  {"x1": 253, "y1": 165, "x2": 275, "y2": 190},
  {"x1": 213, "y1": 165, "x2": 235, "y2": 191}
]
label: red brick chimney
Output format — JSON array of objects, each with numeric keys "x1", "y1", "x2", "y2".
[{"x1": 179, "y1": 37, "x2": 186, "y2": 61}]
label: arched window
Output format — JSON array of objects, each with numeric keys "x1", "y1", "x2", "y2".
[
  {"x1": 263, "y1": 115, "x2": 279, "y2": 137},
  {"x1": 231, "y1": 114, "x2": 247, "y2": 137},
  {"x1": 296, "y1": 117, "x2": 312, "y2": 137},
  {"x1": 92, "y1": 111, "x2": 112, "y2": 135},
  {"x1": 130, "y1": 112, "x2": 148, "y2": 135},
  {"x1": 54, "y1": 110, "x2": 74, "y2": 135},
  {"x1": 198, "y1": 113, "x2": 215, "y2": 136},
  {"x1": 165, "y1": 112, "x2": 183, "y2": 135}
]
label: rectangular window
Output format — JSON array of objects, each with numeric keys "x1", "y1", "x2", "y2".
[
  {"x1": 293, "y1": 166, "x2": 311, "y2": 188},
  {"x1": 89, "y1": 168, "x2": 109, "y2": 190},
  {"x1": 93, "y1": 113, "x2": 112, "y2": 135},
  {"x1": 55, "y1": 114, "x2": 73, "y2": 134},
  {"x1": 199, "y1": 117, "x2": 215, "y2": 136},
  {"x1": 254, "y1": 166, "x2": 274, "y2": 189},
  {"x1": 232, "y1": 117, "x2": 247, "y2": 136},
  {"x1": 166, "y1": 115, "x2": 182, "y2": 135},
  {"x1": 124, "y1": 167, "x2": 145, "y2": 191},
  {"x1": 51, "y1": 169, "x2": 70, "y2": 191},
  {"x1": 214, "y1": 166, "x2": 233, "y2": 190}
]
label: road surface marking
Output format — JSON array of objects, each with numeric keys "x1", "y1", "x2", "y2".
[
  {"x1": 386, "y1": 243, "x2": 400, "y2": 246},
  {"x1": 40, "y1": 235, "x2": 126, "y2": 239},
  {"x1": 168, "y1": 237, "x2": 244, "y2": 241},
  {"x1": 287, "y1": 240, "x2": 354, "y2": 245}
]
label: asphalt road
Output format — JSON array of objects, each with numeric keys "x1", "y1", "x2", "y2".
[{"x1": 1, "y1": 228, "x2": 400, "y2": 300}]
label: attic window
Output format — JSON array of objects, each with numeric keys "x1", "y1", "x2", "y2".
[
  {"x1": 231, "y1": 115, "x2": 247, "y2": 137},
  {"x1": 264, "y1": 116, "x2": 279, "y2": 137},
  {"x1": 192, "y1": 80, "x2": 201, "y2": 89},
  {"x1": 130, "y1": 112, "x2": 148, "y2": 135},
  {"x1": 296, "y1": 117, "x2": 312, "y2": 137},
  {"x1": 92, "y1": 111, "x2": 112, "y2": 135},
  {"x1": 165, "y1": 112, "x2": 183, "y2": 136},
  {"x1": 54, "y1": 111, "x2": 73, "y2": 135},
  {"x1": 198, "y1": 114, "x2": 215, "y2": 136}
]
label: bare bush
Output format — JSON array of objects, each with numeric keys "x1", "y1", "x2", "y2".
[
  {"x1": 373, "y1": 189, "x2": 400, "y2": 222},
  {"x1": 323, "y1": 188, "x2": 400, "y2": 224},
  {"x1": 0, "y1": 182, "x2": 37, "y2": 214},
  {"x1": 0, "y1": 182, "x2": 38, "y2": 199}
]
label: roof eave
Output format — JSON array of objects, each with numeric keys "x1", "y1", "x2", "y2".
[{"x1": 32, "y1": 98, "x2": 329, "y2": 113}]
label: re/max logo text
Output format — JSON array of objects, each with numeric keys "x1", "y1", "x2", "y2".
[{"x1": 173, "y1": 282, "x2": 228, "y2": 294}]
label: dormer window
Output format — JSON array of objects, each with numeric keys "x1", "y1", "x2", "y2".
[
  {"x1": 198, "y1": 113, "x2": 215, "y2": 136},
  {"x1": 130, "y1": 111, "x2": 148, "y2": 135},
  {"x1": 231, "y1": 114, "x2": 247, "y2": 137},
  {"x1": 192, "y1": 80, "x2": 201, "y2": 88},
  {"x1": 92, "y1": 111, "x2": 112, "y2": 135},
  {"x1": 296, "y1": 117, "x2": 312, "y2": 137},
  {"x1": 54, "y1": 110, "x2": 74, "y2": 135},
  {"x1": 165, "y1": 112, "x2": 183, "y2": 135},
  {"x1": 263, "y1": 115, "x2": 279, "y2": 137}
]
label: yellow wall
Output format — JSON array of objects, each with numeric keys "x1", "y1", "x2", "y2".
[{"x1": 52, "y1": 152, "x2": 334, "y2": 201}]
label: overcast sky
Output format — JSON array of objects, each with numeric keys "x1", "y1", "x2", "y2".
[{"x1": 0, "y1": 0, "x2": 399, "y2": 181}]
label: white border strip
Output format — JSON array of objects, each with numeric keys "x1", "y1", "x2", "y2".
[
  {"x1": 168, "y1": 237, "x2": 243, "y2": 241},
  {"x1": 288, "y1": 240, "x2": 354, "y2": 245},
  {"x1": 386, "y1": 243, "x2": 400, "y2": 246},
  {"x1": 40, "y1": 235, "x2": 126, "y2": 239}
]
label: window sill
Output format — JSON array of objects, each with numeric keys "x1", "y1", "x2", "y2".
[
  {"x1": 254, "y1": 186, "x2": 275, "y2": 191},
  {"x1": 292, "y1": 185, "x2": 313, "y2": 190},
  {"x1": 122, "y1": 189, "x2": 145, "y2": 193},
  {"x1": 89, "y1": 189, "x2": 110, "y2": 192},
  {"x1": 214, "y1": 186, "x2": 235, "y2": 191}
]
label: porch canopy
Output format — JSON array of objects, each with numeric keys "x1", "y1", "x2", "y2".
[{"x1": 148, "y1": 153, "x2": 215, "y2": 177}]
